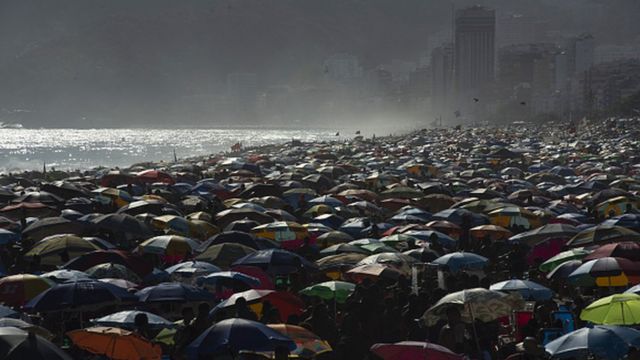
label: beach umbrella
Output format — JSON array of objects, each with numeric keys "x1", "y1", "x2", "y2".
[
  {"x1": 215, "y1": 208, "x2": 274, "y2": 228},
  {"x1": 319, "y1": 243, "x2": 369, "y2": 256},
  {"x1": 546, "y1": 260, "x2": 583, "y2": 280},
  {"x1": 13, "y1": 191, "x2": 64, "y2": 206},
  {"x1": 41, "y1": 269, "x2": 90, "y2": 283},
  {"x1": 603, "y1": 214, "x2": 640, "y2": 231},
  {"x1": 489, "y1": 279, "x2": 553, "y2": 301},
  {"x1": 403, "y1": 230, "x2": 457, "y2": 248},
  {"x1": 136, "y1": 170, "x2": 175, "y2": 185},
  {"x1": 116, "y1": 200, "x2": 168, "y2": 216},
  {"x1": 165, "y1": 261, "x2": 221, "y2": 276},
  {"x1": 431, "y1": 252, "x2": 488, "y2": 273},
  {"x1": 580, "y1": 293, "x2": 640, "y2": 325},
  {"x1": 370, "y1": 341, "x2": 463, "y2": 360},
  {"x1": 338, "y1": 189, "x2": 378, "y2": 202},
  {"x1": 0, "y1": 202, "x2": 57, "y2": 220},
  {"x1": 137, "y1": 235, "x2": 200, "y2": 258},
  {"x1": 136, "y1": 282, "x2": 214, "y2": 303},
  {"x1": 195, "y1": 243, "x2": 256, "y2": 269},
  {"x1": 596, "y1": 196, "x2": 638, "y2": 218},
  {"x1": 186, "y1": 318, "x2": 295, "y2": 359},
  {"x1": 431, "y1": 209, "x2": 489, "y2": 227},
  {"x1": 85, "y1": 263, "x2": 142, "y2": 283},
  {"x1": 232, "y1": 249, "x2": 317, "y2": 275},
  {"x1": 98, "y1": 278, "x2": 139, "y2": 290},
  {"x1": 488, "y1": 206, "x2": 543, "y2": 230},
  {"x1": 197, "y1": 271, "x2": 261, "y2": 289},
  {"x1": 315, "y1": 253, "x2": 368, "y2": 269},
  {"x1": 346, "y1": 264, "x2": 402, "y2": 282},
  {"x1": 299, "y1": 281, "x2": 355, "y2": 303},
  {"x1": 356, "y1": 253, "x2": 417, "y2": 274},
  {"x1": 25, "y1": 234, "x2": 101, "y2": 266},
  {"x1": 568, "y1": 257, "x2": 640, "y2": 287},
  {"x1": 67, "y1": 326, "x2": 162, "y2": 360},
  {"x1": 422, "y1": 288, "x2": 524, "y2": 326},
  {"x1": 359, "y1": 242, "x2": 398, "y2": 254},
  {"x1": 545, "y1": 325, "x2": 640, "y2": 360},
  {"x1": 403, "y1": 247, "x2": 440, "y2": 262},
  {"x1": 92, "y1": 187, "x2": 132, "y2": 208},
  {"x1": 0, "y1": 274, "x2": 54, "y2": 306},
  {"x1": 315, "y1": 230, "x2": 353, "y2": 248},
  {"x1": 41, "y1": 181, "x2": 89, "y2": 200},
  {"x1": 91, "y1": 213, "x2": 153, "y2": 239},
  {"x1": 0, "y1": 304, "x2": 21, "y2": 319},
  {"x1": 380, "y1": 186, "x2": 424, "y2": 199},
  {"x1": 213, "y1": 290, "x2": 304, "y2": 322},
  {"x1": 308, "y1": 195, "x2": 343, "y2": 207},
  {"x1": 24, "y1": 280, "x2": 138, "y2": 312},
  {"x1": 509, "y1": 223, "x2": 579, "y2": 246},
  {"x1": 469, "y1": 224, "x2": 512, "y2": 241},
  {"x1": 63, "y1": 249, "x2": 153, "y2": 277},
  {"x1": 224, "y1": 219, "x2": 260, "y2": 233},
  {"x1": 268, "y1": 324, "x2": 332, "y2": 358},
  {"x1": 0, "y1": 229, "x2": 19, "y2": 245},
  {"x1": 583, "y1": 241, "x2": 640, "y2": 262},
  {"x1": 0, "y1": 326, "x2": 71, "y2": 360},
  {"x1": 566, "y1": 225, "x2": 640, "y2": 248},
  {"x1": 539, "y1": 248, "x2": 592, "y2": 273},
  {"x1": 251, "y1": 221, "x2": 309, "y2": 250},
  {"x1": 22, "y1": 217, "x2": 87, "y2": 242},
  {"x1": 0, "y1": 318, "x2": 53, "y2": 339},
  {"x1": 416, "y1": 194, "x2": 455, "y2": 213},
  {"x1": 91, "y1": 310, "x2": 175, "y2": 330}
]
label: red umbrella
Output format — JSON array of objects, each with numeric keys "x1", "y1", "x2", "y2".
[
  {"x1": 584, "y1": 242, "x2": 640, "y2": 262},
  {"x1": 216, "y1": 289, "x2": 304, "y2": 322},
  {"x1": 370, "y1": 341, "x2": 464, "y2": 360},
  {"x1": 136, "y1": 170, "x2": 175, "y2": 185}
]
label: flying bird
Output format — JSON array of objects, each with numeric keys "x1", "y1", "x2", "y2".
[
  {"x1": 520, "y1": 101, "x2": 527, "y2": 105},
  {"x1": 473, "y1": 98, "x2": 479, "y2": 102}
]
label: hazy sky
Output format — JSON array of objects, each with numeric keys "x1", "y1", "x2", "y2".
[{"x1": 0, "y1": 0, "x2": 637, "y2": 128}]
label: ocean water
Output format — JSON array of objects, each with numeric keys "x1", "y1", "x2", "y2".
[{"x1": 0, "y1": 128, "x2": 340, "y2": 172}]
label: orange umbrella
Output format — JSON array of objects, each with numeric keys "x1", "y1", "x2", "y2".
[
  {"x1": 67, "y1": 326, "x2": 162, "y2": 360},
  {"x1": 268, "y1": 324, "x2": 332, "y2": 357}
]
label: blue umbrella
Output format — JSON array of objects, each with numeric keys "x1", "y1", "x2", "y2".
[
  {"x1": 0, "y1": 229, "x2": 19, "y2": 245},
  {"x1": 546, "y1": 260, "x2": 583, "y2": 281},
  {"x1": 196, "y1": 271, "x2": 261, "y2": 287},
  {"x1": 603, "y1": 214, "x2": 640, "y2": 230},
  {"x1": 312, "y1": 214, "x2": 344, "y2": 230},
  {"x1": 545, "y1": 325, "x2": 640, "y2": 359},
  {"x1": 0, "y1": 304, "x2": 21, "y2": 318},
  {"x1": 24, "y1": 280, "x2": 138, "y2": 312},
  {"x1": 489, "y1": 279, "x2": 554, "y2": 301},
  {"x1": 431, "y1": 252, "x2": 488, "y2": 273},
  {"x1": 431, "y1": 209, "x2": 489, "y2": 227},
  {"x1": 186, "y1": 318, "x2": 295, "y2": 359},
  {"x1": 136, "y1": 282, "x2": 214, "y2": 303},
  {"x1": 232, "y1": 249, "x2": 318, "y2": 275},
  {"x1": 91, "y1": 310, "x2": 175, "y2": 330}
]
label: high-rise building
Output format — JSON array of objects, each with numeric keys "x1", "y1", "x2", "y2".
[
  {"x1": 431, "y1": 43, "x2": 454, "y2": 118},
  {"x1": 454, "y1": 6, "x2": 496, "y2": 98}
]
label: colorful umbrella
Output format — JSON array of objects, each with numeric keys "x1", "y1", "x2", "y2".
[
  {"x1": 195, "y1": 243, "x2": 256, "y2": 269},
  {"x1": 583, "y1": 241, "x2": 640, "y2": 262},
  {"x1": 300, "y1": 281, "x2": 356, "y2": 303},
  {"x1": 509, "y1": 223, "x2": 579, "y2": 246},
  {"x1": 370, "y1": 341, "x2": 463, "y2": 360},
  {"x1": 0, "y1": 274, "x2": 54, "y2": 306},
  {"x1": 67, "y1": 326, "x2": 162, "y2": 360},
  {"x1": 251, "y1": 221, "x2": 310, "y2": 250},
  {"x1": 539, "y1": 248, "x2": 592, "y2": 273},
  {"x1": 423, "y1": 288, "x2": 524, "y2": 326},
  {"x1": 213, "y1": 289, "x2": 304, "y2": 322},
  {"x1": 137, "y1": 235, "x2": 200, "y2": 257},
  {"x1": 566, "y1": 225, "x2": 640, "y2": 248},
  {"x1": 568, "y1": 257, "x2": 640, "y2": 287},
  {"x1": 580, "y1": 293, "x2": 640, "y2": 325},
  {"x1": 268, "y1": 324, "x2": 332, "y2": 358}
]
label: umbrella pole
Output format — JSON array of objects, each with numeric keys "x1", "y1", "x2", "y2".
[{"x1": 468, "y1": 304, "x2": 482, "y2": 357}]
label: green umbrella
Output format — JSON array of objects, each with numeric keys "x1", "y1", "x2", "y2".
[
  {"x1": 539, "y1": 248, "x2": 592, "y2": 272},
  {"x1": 299, "y1": 281, "x2": 355, "y2": 303},
  {"x1": 580, "y1": 293, "x2": 640, "y2": 325}
]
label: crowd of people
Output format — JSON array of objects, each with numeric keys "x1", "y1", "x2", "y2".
[{"x1": 1, "y1": 118, "x2": 640, "y2": 359}]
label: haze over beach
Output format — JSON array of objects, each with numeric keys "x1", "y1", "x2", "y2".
[{"x1": 0, "y1": 0, "x2": 638, "y2": 129}]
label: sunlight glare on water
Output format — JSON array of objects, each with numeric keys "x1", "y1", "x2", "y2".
[{"x1": 0, "y1": 128, "x2": 339, "y2": 172}]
